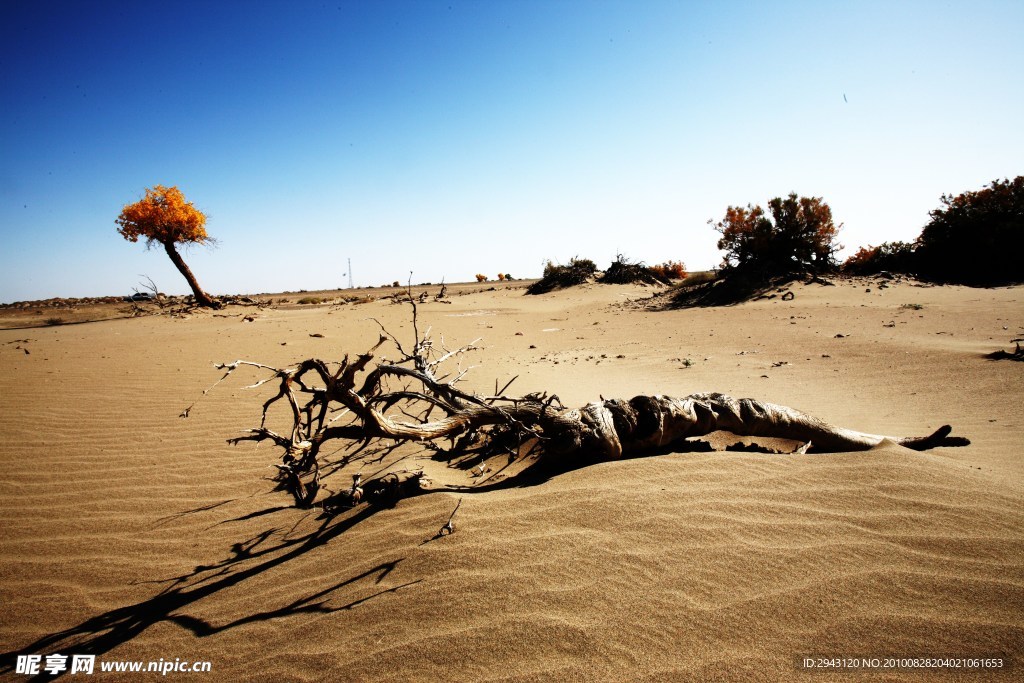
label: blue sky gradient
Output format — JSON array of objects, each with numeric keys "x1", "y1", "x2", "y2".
[{"x1": 1, "y1": 0, "x2": 1021, "y2": 301}]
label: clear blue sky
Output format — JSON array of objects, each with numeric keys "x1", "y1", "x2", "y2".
[{"x1": 1, "y1": 0, "x2": 1021, "y2": 301}]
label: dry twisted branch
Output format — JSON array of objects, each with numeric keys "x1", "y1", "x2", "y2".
[{"x1": 195, "y1": 311, "x2": 968, "y2": 509}]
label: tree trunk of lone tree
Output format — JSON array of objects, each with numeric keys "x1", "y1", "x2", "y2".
[{"x1": 162, "y1": 240, "x2": 216, "y2": 308}]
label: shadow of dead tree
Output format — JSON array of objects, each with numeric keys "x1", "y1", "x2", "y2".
[
  {"x1": 0, "y1": 438, "x2": 794, "y2": 681},
  {"x1": 0, "y1": 504, "x2": 419, "y2": 681}
]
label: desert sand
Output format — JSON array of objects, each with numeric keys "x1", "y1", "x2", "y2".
[{"x1": 1, "y1": 277, "x2": 1022, "y2": 681}]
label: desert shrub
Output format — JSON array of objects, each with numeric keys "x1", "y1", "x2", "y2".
[
  {"x1": 713, "y1": 193, "x2": 839, "y2": 277},
  {"x1": 44, "y1": 317, "x2": 64, "y2": 326},
  {"x1": 296, "y1": 296, "x2": 322, "y2": 305},
  {"x1": 649, "y1": 260, "x2": 687, "y2": 280},
  {"x1": 475, "y1": 274, "x2": 489, "y2": 282},
  {"x1": 914, "y1": 176, "x2": 1024, "y2": 285},
  {"x1": 526, "y1": 258, "x2": 597, "y2": 294},
  {"x1": 598, "y1": 254, "x2": 669, "y2": 285},
  {"x1": 497, "y1": 273, "x2": 506, "y2": 281},
  {"x1": 841, "y1": 241, "x2": 916, "y2": 275}
]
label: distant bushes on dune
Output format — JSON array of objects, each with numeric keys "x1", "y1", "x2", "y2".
[
  {"x1": 705, "y1": 180, "x2": 1022, "y2": 287},
  {"x1": 713, "y1": 192, "x2": 839, "y2": 280},
  {"x1": 526, "y1": 258, "x2": 598, "y2": 294},
  {"x1": 599, "y1": 254, "x2": 672, "y2": 285},
  {"x1": 661, "y1": 192, "x2": 842, "y2": 306},
  {"x1": 525, "y1": 177, "x2": 1022, "y2": 300},
  {"x1": 526, "y1": 255, "x2": 687, "y2": 294},
  {"x1": 914, "y1": 177, "x2": 1023, "y2": 286},
  {"x1": 841, "y1": 241, "x2": 916, "y2": 276},
  {"x1": 841, "y1": 177, "x2": 1023, "y2": 285},
  {"x1": 650, "y1": 260, "x2": 687, "y2": 281}
]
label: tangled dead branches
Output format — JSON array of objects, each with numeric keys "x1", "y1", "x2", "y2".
[{"x1": 192, "y1": 300, "x2": 968, "y2": 509}]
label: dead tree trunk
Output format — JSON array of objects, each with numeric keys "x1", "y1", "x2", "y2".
[{"x1": 196, "y1": 306, "x2": 967, "y2": 508}]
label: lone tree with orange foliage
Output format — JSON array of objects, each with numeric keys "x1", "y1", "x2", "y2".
[{"x1": 116, "y1": 185, "x2": 218, "y2": 308}]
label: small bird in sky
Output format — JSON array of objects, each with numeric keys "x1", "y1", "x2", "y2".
[{"x1": 843, "y1": 93, "x2": 848, "y2": 103}]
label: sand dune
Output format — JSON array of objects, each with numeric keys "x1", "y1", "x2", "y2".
[{"x1": 1, "y1": 279, "x2": 1021, "y2": 681}]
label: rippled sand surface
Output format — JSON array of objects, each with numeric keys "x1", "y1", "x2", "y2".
[{"x1": 2, "y1": 279, "x2": 1021, "y2": 681}]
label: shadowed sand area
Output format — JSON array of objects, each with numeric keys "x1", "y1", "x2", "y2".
[{"x1": 1, "y1": 278, "x2": 1022, "y2": 681}]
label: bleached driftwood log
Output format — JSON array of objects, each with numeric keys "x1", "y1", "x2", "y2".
[{"x1": 199, "y1": 300, "x2": 967, "y2": 508}]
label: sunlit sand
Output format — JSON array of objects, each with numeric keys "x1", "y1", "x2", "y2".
[{"x1": 1, "y1": 277, "x2": 1021, "y2": 680}]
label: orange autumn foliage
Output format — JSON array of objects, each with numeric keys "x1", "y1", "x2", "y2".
[
  {"x1": 115, "y1": 185, "x2": 217, "y2": 307},
  {"x1": 116, "y1": 185, "x2": 209, "y2": 246},
  {"x1": 650, "y1": 260, "x2": 687, "y2": 280},
  {"x1": 713, "y1": 193, "x2": 839, "y2": 275}
]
